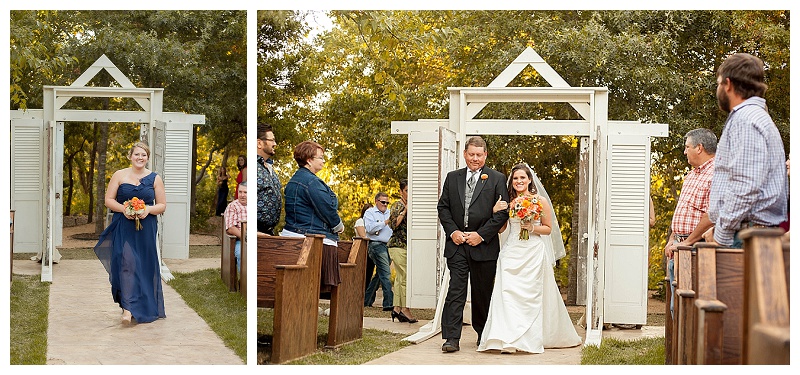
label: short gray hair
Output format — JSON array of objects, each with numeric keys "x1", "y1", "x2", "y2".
[
  {"x1": 464, "y1": 136, "x2": 487, "y2": 152},
  {"x1": 685, "y1": 128, "x2": 717, "y2": 155}
]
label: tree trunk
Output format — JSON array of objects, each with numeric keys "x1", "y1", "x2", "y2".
[
  {"x1": 65, "y1": 158, "x2": 73, "y2": 216},
  {"x1": 87, "y1": 124, "x2": 98, "y2": 223},
  {"x1": 63, "y1": 139, "x2": 85, "y2": 217},
  {"x1": 94, "y1": 122, "x2": 109, "y2": 235},
  {"x1": 190, "y1": 126, "x2": 198, "y2": 216}
]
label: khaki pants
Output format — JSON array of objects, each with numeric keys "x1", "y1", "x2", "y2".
[{"x1": 388, "y1": 247, "x2": 407, "y2": 306}]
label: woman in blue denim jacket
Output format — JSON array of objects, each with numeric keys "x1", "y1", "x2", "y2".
[{"x1": 280, "y1": 140, "x2": 344, "y2": 290}]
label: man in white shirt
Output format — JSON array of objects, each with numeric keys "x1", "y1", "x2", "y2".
[{"x1": 363, "y1": 192, "x2": 394, "y2": 311}]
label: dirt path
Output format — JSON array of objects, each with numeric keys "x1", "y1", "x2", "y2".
[{"x1": 59, "y1": 223, "x2": 220, "y2": 249}]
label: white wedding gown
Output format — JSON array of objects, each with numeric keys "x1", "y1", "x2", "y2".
[{"x1": 477, "y1": 218, "x2": 582, "y2": 353}]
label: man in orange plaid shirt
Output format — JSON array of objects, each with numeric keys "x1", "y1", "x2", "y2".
[
  {"x1": 224, "y1": 181, "x2": 247, "y2": 272},
  {"x1": 664, "y1": 128, "x2": 717, "y2": 318}
]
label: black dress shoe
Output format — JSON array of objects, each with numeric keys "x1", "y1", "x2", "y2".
[
  {"x1": 382, "y1": 307, "x2": 393, "y2": 311},
  {"x1": 442, "y1": 339, "x2": 460, "y2": 352}
]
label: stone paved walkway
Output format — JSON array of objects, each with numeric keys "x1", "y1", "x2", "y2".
[{"x1": 15, "y1": 258, "x2": 242, "y2": 365}]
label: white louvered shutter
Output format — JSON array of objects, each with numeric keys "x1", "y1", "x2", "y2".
[
  {"x1": 159, "y1": 122, "x2": 192, "y2": 259},
  {"x1": 11, "y1": 119, "x2": 45, "y2": 253},
  {"x1": 406, "y1": 126, "x2": 456, "y2": 308},
  {"x1": 602, "y1": 134, "x2": 650, "y2": 325}
]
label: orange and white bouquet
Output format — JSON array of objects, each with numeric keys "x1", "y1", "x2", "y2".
[
  {"x1": 509, "y1": 195, "x2": 544, "y2": 240},
  {"x1": 123, "y1": 197, "x2": 147, "y2": 230}
]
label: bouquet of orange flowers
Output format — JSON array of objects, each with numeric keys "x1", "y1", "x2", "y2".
[
  {"x1": 123, "y1": 197, "x2": 147, "y2": 231},
  {"x1": 509, "y1": 195, "x2": 544, "y2": 240}
]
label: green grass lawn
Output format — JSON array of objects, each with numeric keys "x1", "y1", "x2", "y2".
[
  {"x1": 10, "y1": 274, "x2": 50, "y2": 365},
  {"x1": 581, "y1": 336, "x2": 665, "y2": 365},
  {"x1": 168, "y1": 268, "x2": 247, "y2": 361}
]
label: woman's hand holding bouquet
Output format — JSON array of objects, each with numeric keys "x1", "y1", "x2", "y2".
[
  {"x1": 123, "y1": 197, "x2": 147, "y2": 230},
  {"x1": 509, "y1": 194, "x2": 544, "y2": 240}
]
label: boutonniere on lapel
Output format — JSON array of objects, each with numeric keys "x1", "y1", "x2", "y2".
[{"x1": 480, "y1": 174, "x2": 488, "y2": 182}]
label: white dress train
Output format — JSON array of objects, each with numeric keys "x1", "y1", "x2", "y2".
[{"x1": 477, "y1": 218, "x2": 582, "y2": 353}]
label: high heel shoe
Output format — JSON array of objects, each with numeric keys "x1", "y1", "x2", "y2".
[
  {"x1": 397, "y1": 310, "x2": 417, "y2": 323},
  {"x1": 391, "y1": 310, "x2": 410, "y2": 323}
]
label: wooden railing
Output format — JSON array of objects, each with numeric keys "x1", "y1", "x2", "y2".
[{"x1": 666, "y1": 228, "x2": 789, "y2": 365}]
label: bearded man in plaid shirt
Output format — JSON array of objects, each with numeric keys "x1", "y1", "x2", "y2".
[{"x1": 664, "y1": 128, "x2": 717, "y2": 318}]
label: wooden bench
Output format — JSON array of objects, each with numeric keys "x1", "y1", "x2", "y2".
[
  {"x1": 664, "y1": 274, "x2": 673, "y2": 364},
  {"x1": 221, "y1": 221, "x2": 248, "y2": 293},
  {"x1": 693, "y1": 243, "x2": 744, "y2": 364},
  {"x1": 221, "y1": 230, "x2": 238, "y2": 292},
  {"x1": 783, "y1": 238, "x2": 789, "y2": 304},
  {"x1": 740, "y1": 228, "x2": 790, "y2": 365},
  {"x1": 326, "y1": 237, "x2": 368, "y2": 348},
  {"x1": 673, "y1": 245, "x2": 697, "y2": 364},
  {"x1": 239, "y1": 221, "x2": 247, "y2": 298},
  {"x1": 258, "y1": 234, "x2": 324, "y2": 364}
]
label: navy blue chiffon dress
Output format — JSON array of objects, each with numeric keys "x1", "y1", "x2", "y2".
[{"x1": 94, "y1": 172, "x2": 166, "y2": 323}]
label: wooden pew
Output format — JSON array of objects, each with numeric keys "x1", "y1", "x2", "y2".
[
  {"x1": 674, "y1": 245, "x2": 697, "y2": 364},
  {"x1": 693, "y1": 243, "x2": 744, "y2": 365},
  {"x1": 326, "y1": 237, "x2": 368, "y2": 348},
  {"x1": 782, "y1": 238, "x2": 789, "y2": 305},
  {"x1": 693, "y1": 244, "x2": 725, "y2": 365},
  {"x1": 239, "y1": 221, "x2": 247, "y2": 297},
  {"x1": 740, "y1": 228, "x2": 790, "y2": 365},
  {"x1": 258, "y1": 234, "x2": 324, "y2": 364},
  {"x1": 221, "y1": 228, "x2": 238, "y2": 292},
  {"x1": 664, "y1": 274, "x2": 673, "y2": 364}
]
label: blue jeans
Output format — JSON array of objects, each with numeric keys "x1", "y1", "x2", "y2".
[
  {"x1": 235, "y1": 240, "x2": 241, "y2": 274},
  {"x1": 364, "y1": 241, "x2": 393, "y2": 309},
  {"x1": 730, "y1": 231, "x2": 744, "y2": 249}
]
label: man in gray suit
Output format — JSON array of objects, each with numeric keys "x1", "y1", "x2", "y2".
[{"x1": 437, "y1": 136, "x2": 509, "y2": 352}]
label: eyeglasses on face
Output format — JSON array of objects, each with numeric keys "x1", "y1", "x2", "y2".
[
  {"x1": 314, "y1": 156, "x2": 325, "y2": 161},
  {"x1": 378, "y1": 200, "x2": 390, "y2": 205},
  {"x1": 259, "y1": 137, "x2": 276, "y2": 142}
]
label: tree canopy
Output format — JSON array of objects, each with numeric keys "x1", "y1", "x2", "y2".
[{"x1": 10, "y1": 10, "x2": 247, "y2": 229}]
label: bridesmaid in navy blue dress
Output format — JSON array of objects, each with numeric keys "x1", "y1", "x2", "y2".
[{"x1": 94, "y1": 141, "x2": 167, "y2": 324}]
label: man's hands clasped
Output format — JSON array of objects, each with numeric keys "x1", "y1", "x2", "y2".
[{"x1": 451, "y1": 230, "x2": 483, "y2": 246}]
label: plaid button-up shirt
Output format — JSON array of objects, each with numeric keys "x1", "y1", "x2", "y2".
[
  {"x1": 224, "y1": 199, "x2": 247, "y2": 234},
  {"x1": 670, "y1": 158, "x2": 715, "y2": 236}
]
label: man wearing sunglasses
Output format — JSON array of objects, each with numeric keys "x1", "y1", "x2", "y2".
[{"x1": 363, "y1": 192, "x2": 395, "y2": 312}]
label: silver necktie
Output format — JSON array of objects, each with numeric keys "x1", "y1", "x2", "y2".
[{"x1": 464, "y1": 171, "x2": 478, "y2": 227}]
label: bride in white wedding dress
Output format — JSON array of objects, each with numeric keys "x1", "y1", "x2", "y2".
[{"x1": 477, "y1": 163, "x2": 582, "y2": 354}]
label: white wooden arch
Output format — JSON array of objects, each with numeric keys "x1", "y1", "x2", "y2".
[
  {"x1": 10, "y1": 55, "x2": 204, "y2": 282},
  {"x1": 392, "y1": 47, "x2": 667, "y2": 346}
]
